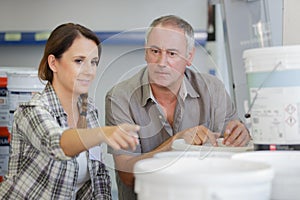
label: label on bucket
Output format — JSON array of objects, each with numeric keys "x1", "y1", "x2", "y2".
[
  {"x1": 8, "y1": 91, "x2": 35, "y2": 111},
  {"x1": 0, "y1": 109, "x2": 9, "y2": 127},
  {"x1": 0, "y1": 87, "x2": 8, "y2": 109},
  {"x1": 0, "y1": 137, "x2": 9, "y2": 176},
  {"x1": 250, "y1": 86, "x2": 300, "y2": 144}
]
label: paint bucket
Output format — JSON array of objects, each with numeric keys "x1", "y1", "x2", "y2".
[
  {"x1": 244, "y1": 45, "x2": 300, "y2": 150},
  {"x1": 7, "y1": 68, "x2": 45, "y2": 130},
  {"x1": 0, "y1": 67, "x2": 27, "y2": 127},
  {"x1": 0, "y1": 127, "x2": 10, "y2": 181},
  {"x1": 134, "y1": 157, "x2": 273, "y2": 200},
  {"x1": 0, "y1": 67, "x2": 21, "y2": 182},
  {"x1": 232, "y1": 151, "x2": 300, "y2": 200},
  {"x1": 0, "y1": 67, "x2": 13, "y2": 127}
]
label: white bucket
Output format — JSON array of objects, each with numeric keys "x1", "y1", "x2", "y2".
[
  {"x1": 0, "y1": 70, "x2": 8, "y2": 127},
  {"x1": 134, "y1": 157, "x2": 273, "y2": 200},
  {"x1": 7, "y1": 68, "x2": 45, "y2": 110},
  {"x1": 7, "y1": 68, "x2": 45, "y2": 128},
  {"x1": 7, "y1": 68, "x2": 45, "y2": 91},
  {"x1": 0, "y1": 67, "x2": 25, "y2": 127},
  {"x1": 244, "y1": 45, "x2": 300, "y2": 148},
  {"x1": 0, "y1": 134, "x2": 9, "y2": 176},
  {"x1": 232, "y1": 151, "x2": 300, "y2": 200}
]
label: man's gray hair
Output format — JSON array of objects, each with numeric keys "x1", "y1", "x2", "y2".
[{"x1": 145, "y1": 15, "x2": 195, "y2": 55}]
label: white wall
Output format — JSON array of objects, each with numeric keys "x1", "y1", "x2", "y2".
[
  {"x1": 0, "y1": 0, "x2": 207, "y2": 31},
  {"x1": 283, "y1": 0, "x2": 300, "y2": 45},
  {"x1": 0, "y1": 0, "x2": 207, "y2": 66},
  {"x1": 0, "y1": 0, "x2": 211, "y2": 124}
]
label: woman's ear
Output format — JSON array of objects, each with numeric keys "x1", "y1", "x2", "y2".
[{"x1": 48, "y1": 54, "x2": 58, "y2": 72}]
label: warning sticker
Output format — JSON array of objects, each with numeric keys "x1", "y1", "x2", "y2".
[{"x1": 286, "y1": 116, "x2": 296, "y2": 127}]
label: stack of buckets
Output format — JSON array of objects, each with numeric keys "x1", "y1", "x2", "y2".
[
  {"x1": 133, "y1": 45, "x2": 300, "y2": 200},
  {"x1": 0, "y1": 67, "x2": 44, "y2": 182},
  {"x1": 241, "y1": 44, "x2": 300, "y2": 199},
  {"x1": 0, "y1": 68, "x2": 10, "y2": 183}
]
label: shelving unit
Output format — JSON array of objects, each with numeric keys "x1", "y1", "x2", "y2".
[{"x1": 0, "y1": 31, "x2": 207, "y2": 46}]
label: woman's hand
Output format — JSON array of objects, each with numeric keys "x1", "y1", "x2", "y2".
[{"x1": 100, "y1": 123, "x2": 140, "y2": 151}]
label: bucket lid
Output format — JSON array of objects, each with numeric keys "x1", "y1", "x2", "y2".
[
  {"x1": 0, "y1": 67, "x2": 35, "y2": 73},
  {"x1": 0, "y1": 67, "x2": 18, "y2": 73},
  {"x1": 134, "y1": 157, "x2": 273, "y2": 185},
  {"x1": 232, "y1": 151, "x2": 300, "y2": 167},
  {"x1": 6, "y1": 69, "x2": 38, "y2": 76},
  {"x1": 6, "y1": 68, "x2": 45, "y2": 91},
  {"x1": 243, "y1": 45, "x2": 300, "y2": 72}
]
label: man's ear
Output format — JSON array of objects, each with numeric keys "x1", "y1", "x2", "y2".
[
  {"x1": 48, "y1": 54, "x2": 58, "y2": 72},
  {"x1": 186, "y1": 47, "x2": 195, "y2": 66},
  {"x1": 144, "y1": 46, "x2": 149, "y2": 63}
]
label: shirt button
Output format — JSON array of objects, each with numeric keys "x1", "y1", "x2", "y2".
[{"x1": 159, "y1": 115, "x2": 163, "y2": 119}]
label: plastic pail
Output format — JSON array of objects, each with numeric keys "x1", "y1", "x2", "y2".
[
  {"x1": 0, "y1": 127, "x2": 10, "y2": 178},
  {"x1": 232, "y1": 151, "x2": 300, "y2": 200},
  {"x1": 134, "y1": 157, "x2": 273, "y2": 200},
  {"x1": 0, "y1": 67, "x2": 23, "y2": 127},
  {"x1": 244, "y1": 45, "x2": 300, "y2": 149},
  {"x1": 0, "y1": 70, "x2": 8, "y2": 126},
  {"x1": 7, "y1": 68, "x2": 45, "y2": 130}
]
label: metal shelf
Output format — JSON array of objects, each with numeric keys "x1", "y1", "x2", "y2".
[{"x1": 0, "y1": 30, "x2": 207, "y2": 46}]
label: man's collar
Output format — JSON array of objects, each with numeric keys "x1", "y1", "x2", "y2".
[{"x1": 141, "y1": 68, "x2": 200, "y2": 107}]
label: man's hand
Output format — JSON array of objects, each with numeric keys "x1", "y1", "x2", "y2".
[
  {"x1": 181, "y1": 125, "x2": 220, "y2": 146},
  {"x1": 223, "y1": 120, "x2": 251, "y2": 147}
]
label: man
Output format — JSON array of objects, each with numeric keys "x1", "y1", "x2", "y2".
[{"x1": 105, "y1": 15, "x2": 250, "y2": 200}]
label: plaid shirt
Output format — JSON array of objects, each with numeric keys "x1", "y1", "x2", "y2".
[{"x1": 0, "y1": 83, "x2": 112, "y2": 200}]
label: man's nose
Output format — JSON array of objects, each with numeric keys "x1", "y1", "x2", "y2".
[{"x1": 158, "y1": 51, "x2": 167, "y2": 66}]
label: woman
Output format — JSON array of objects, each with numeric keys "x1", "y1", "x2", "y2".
[{"x1": 0, "y1": 23, "x2": 139, "y2": 199}]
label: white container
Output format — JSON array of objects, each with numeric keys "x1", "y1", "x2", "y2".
[
  {"x1": 0, "y1": 136, "x2": 9, "y2": 176},
  {"x1": 232, "y1": 151, "x2": 300, "y2": 200},
  {"x1": 244, "y1": 45, "x2": 300, "y2": 146},
  {"x1": 7, "y1": 68, "x2": 45, "y2": 128},
  {"x1": 7, "y1": 68, "x2": 45, "y2": 92},
  {"x1": 134, "y1": 157, "x2": 273, "y2": 200},
  {"x1": 0, "y1": 67, "x2": 25, "y2": 127},
  {"x1": 7, "y1": 68, "x2": 45, "y2": 111},
  {"x1": 0, "y1": 70, "x2": 8, "y2": 127}
]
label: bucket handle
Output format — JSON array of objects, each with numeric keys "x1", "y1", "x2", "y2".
[{"x1": 244, "y1": 61, "x2": 283, "y2": 119}]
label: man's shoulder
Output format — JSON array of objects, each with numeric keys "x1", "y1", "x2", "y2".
[
  {"x1": 106, "y1": 67, "x2": 146, "y2": 96},
  {"x1": 185, "y1": 68, "x2": 223, "y2": 86}
]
